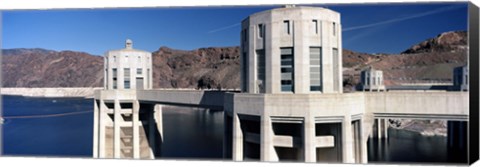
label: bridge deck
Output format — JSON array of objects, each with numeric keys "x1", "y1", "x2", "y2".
[{"x1": 95, "y1": 90, "x2": 469, "y2": 120}]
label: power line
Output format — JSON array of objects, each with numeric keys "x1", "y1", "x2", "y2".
[{"x1": 1, "y1": 110, "x2": 92, "y2": 119}]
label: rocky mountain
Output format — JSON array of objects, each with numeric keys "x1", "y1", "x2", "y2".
[
  {"x1": 402, "y1": 31, "x2": 467, "y2": 54},
  {"x1": 2, "y1": 31, "x2": 468, "y2": 89},
  {"x1": 2, "y1": 49, "x2": 104, "y2": 87},
  {"x1": 357, "y1": 31, "x2": 468, "y2": 86},
  {"x1": 151, "y1": 46, "x2": 240, "y2": 89}
]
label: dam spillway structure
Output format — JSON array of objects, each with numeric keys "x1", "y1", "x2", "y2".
[
  {"x1": 224, "y1": 5, "x2": 367, "y2": 163},
  {"x1": 92, "y1": 5, "x2": 469, "y2": 164}
]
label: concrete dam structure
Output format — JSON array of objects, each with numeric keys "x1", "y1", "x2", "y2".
[{"x1": 92, "y1": 6, "x2": 469, "y2": 163}]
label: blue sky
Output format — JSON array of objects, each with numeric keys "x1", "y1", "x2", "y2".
[{"x1": 2, "y1": 2, "x2": 468, "y2": 55}]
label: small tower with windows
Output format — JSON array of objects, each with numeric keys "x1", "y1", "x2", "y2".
[
  {"x1": 453, "y1": 65, "x2": 468, "y2": 91},
  {"x1": 104, "y1": 39, "x2": 153, "y2": 90},
  {"x1": 360, "y1": 67, "x2": 385, "y2": 92}
]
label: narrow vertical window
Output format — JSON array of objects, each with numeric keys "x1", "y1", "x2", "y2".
[
  {"x1": 281, "y1": 48, "x2": 294, "y2": 92},
  {"x1": 137, "y1": 68, "x2": 142, "y2": 75},
  {"x1": 124, "y1": 68, "x2": 130, "y2": 89},
  {"x1": 147, "y1": 69, "x2": 150, "y2": 88},
  {"x1": 310, "y1": 47, "x2": 322, "y2": 91},
  {"x1": 332, "y1": 48, "x2": 339, "y2": 91},
  {"x1": 284, "y1": 20, "x2": 290, "y2": 34},
  {"x1": 312, "y1": 20, "x2": 318, "y2": 34},
  {"x1": 112, "y1": 68, "x2": 117, "y2": 89},
  {"x1": 242, "y1": 52, "x2": 248, "y2": 91},
  {"x1": 243, "y1": 29, "x2": 247, "y2": 42},
  {"x1": 256, "y1": 50, "x2": 265, "y2": 93},
  {"x1": 258, "y1": 24, "x2": 264, "y2": 38},
  {"x1": 333, "y1": 22, "x2": 336, "y2": 36}
]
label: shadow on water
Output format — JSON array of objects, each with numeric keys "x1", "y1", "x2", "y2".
[
  {"x1": 368, "y1": 128, "x2": 468, "y2": 164},
  {"x1": 159, "y1": 106, "x2": 224, "y2": 160}
]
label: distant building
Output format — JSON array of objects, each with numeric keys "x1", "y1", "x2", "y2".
[
  {"x1": 240, "y1": 5, "x2": 342, "y2": 94},
  {"x1": 104, "y1": 39, "x2": 153, "y2": 90},
  {"x1": 360, "y1": 68, "x2": 385, "y2": 91},
  {"x1": 453, "y1": 65, "x2": 468, "y2": 91}
]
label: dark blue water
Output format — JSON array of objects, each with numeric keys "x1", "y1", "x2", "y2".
[
  {"x1": 1, "y1": 95, "x2": 467, "y2": 164},
  {"x1": 2, "y1": 95, "x2": 93, "y2": 157},
  {"x1": 368, "y1": 129, "x2": 467, "y2": 164}
]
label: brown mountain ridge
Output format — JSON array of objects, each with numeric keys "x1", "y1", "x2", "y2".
[{"x1": 1, "y1": 31, "x2": 468, "y2": 90}]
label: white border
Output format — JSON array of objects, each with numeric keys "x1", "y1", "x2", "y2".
[
  {"x1": 0, "y1": 0, "x2": 478, "y2": 167},
  {"x1": 0, "y1": 0, "x2": 472, "y2": 10}
]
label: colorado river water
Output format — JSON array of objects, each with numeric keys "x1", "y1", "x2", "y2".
[{"x1": 1, "y1": 95, "x2": 467, "y2": 164}]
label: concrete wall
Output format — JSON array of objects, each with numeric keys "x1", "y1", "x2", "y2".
[{"x1": 365, "y1": 92, "x2": 469, "y2": 120}]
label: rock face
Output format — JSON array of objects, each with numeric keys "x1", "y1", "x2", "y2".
[
  {"x1": 2, "y1": 49, "x2": 104, "y2": 87},
  {"x1": 2, "y1": 31, "x2": 468, "y2": 90},
  {"x1": 151, "y1": 46, "x2": 240, "y2": 89},
  {"x1": 342, "y1": 31, "x2": 468, "y2": 88},
  {"x1": 402, "y1": 31, "x2": 467, "y2": 54}
]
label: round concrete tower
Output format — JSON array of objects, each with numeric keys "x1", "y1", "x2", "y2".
[
  {"x1": 104, "y1": 39, "x2": 153, "y2": 90},
  {"x1": 240, "y1": 5, "x2": 342, "y2": 94}
]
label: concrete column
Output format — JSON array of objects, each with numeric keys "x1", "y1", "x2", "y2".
[
  {"x1": 260, "y1": 115, "x2": 277, "y2": 161},
  {"x1": 359, "y1": 119, "x2": 368, "y2": 163},
  {"x1": 232, "y1": 113, "x2": 243, "y2": 161},
  {"x1": 304, "y1": 116, "x2": 316, "y2": 162},
  {"x1": 148, "y1": 104, "x2": 156, "y2": 159},
  {"x1": 342, "y1": 116, "x2": 354, "y2": 163},
  {"x1": 93, "y1": 100, "x2": 99, "y2": 158},
  {"x1": 377, "y1": 119, "x2": 382, "y2": 139},
  {"x1": 113, "y1": 99, "x2": 121, "y2": 158},
  {"x1": 99, "y1": 100, "x2": 107, "y2": 158},
  {"x1": 352, "y1": 121, "x2": 360, "y2": 163},
  {"x1": 154, "y1": 104, "x2": 163, "y2": 157},
  {"x1": 132, "y1": 100, "x2": 140, "y2": 159},
  {"x1": 383, "y1": 119, "x2": 388, "y2": 139}
]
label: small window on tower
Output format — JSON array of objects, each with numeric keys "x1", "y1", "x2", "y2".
[
  {"x1": 333, "y1": 22, "x2": 336, "y2": 36},
  {"x1": 312, "y1": 20, "x2": 318, "y2": 34},
  {"x1": 284, "y1": 20, "x2": 290, "y2": 34},
  {"x1": 258, "y1": 24, "x2": 264, "y2": 38}
]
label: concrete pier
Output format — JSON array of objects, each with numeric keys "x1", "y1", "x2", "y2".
[{"x1": 373, "y1": 118, "x2": 388, "y2": 139}]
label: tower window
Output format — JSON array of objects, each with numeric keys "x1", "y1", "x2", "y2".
[
  {"x1": 256, "y1": 49, "x2": 265, "y2": 93},
  {"x1": 258, "y1": 24, "x2": 264, "y2": 38},
  {"x1": 124, "y1": 80, "x2": 130, "y2": 89},
  {"x1": 124, "y1": 68, "x2": 130, "y2": 89},
  {"x1": 284, "y1": 20, "x2": 290, "y2": 34},
  {"x1": 310, "y1": 47, "x2": 322, "y2": 91},
  {"x1": 242, "y1": 52, "x2": 248, "y2": 92},
  {"x1": 281, "y1": 47, "x2": 294, "y2": 92},
  {"x1": 312, "y1": 20, "x2": 318, "y2": 34},
  {"x1": 243, "y1": 29, "x2": 247, "y2": 42},
  {"x1": 137, "y1": 68, "x2": 142, "y2": 75},
  {"x1": 333, "y1": 22, "x2": 336, "y2": 36},
  {"x1": 112, "y1": 68, "x2": 117, "y2": 89},
  {"x1": 333, "y1": 48, "x2": 339, "y2": 91}
]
